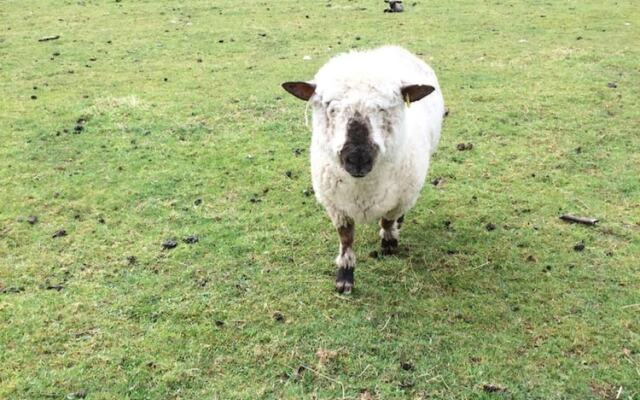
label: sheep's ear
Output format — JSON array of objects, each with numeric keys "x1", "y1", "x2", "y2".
[
  {"x1": 282, "y1": 81, "x2": 316, "y2": 101},
  {"x1": 401, "y1": 84, "x2": 435, "y2": 103}
]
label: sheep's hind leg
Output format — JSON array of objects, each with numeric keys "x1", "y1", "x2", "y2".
[
  {"x1": 380, "y1": 214, "x2": 404, "y2": 255},
  {"x1": 335, "y1": 218, "x2": 355, "y2": 294}
]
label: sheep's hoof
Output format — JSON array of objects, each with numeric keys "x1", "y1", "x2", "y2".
[
  {"x1": 381, "y1": 238, "x2": 399, "y2": 255},
  {"x1": 335, "y1": 268, "x2": 354, "y2": 294}
]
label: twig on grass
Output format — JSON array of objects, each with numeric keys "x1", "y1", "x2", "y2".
[
  {"x1": 380, "y1": 316, "x2": 392, "y2": 331},
  {"x1": 560, "y1": 214, "x2": 599, "y2": 226},
  {"x1": 38, "y1": 35, "x2": 60, "y2": 42},
  {"x1": 470, "y1": 261, "x2": 490, "y2": 271},
  {"x1": 357, "y1": 364, "x2": 372, "y2": 378}
]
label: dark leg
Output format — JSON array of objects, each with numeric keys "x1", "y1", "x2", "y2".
[
  {"x1": 396, "y1": 214, "x2": 405, "y2": 229},
  {"x1": 380, "y1": 214, "x2": 404, "y2": 255},
  {"x1": 335, "y1": 219, "x2": 355, "y2": 294}
]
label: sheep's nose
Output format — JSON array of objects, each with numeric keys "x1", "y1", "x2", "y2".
[
  {"x1": 340, "y1": 147, "x2": 374, "y2": 178},
  {"x1": 345, "y1": 152, "x2": 371, "y2": 168}
]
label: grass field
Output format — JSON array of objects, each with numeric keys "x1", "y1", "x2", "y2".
[{"x1": 1, "y1": 1, "x2": 639, "y2": 398}]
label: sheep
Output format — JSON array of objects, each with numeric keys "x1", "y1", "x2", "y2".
[
  {"x1": 282, "y1": 46, "x2": 445, "y2": 294},
  {"x1": 384, "y1": 0, "x2": 404, "y2": 13}
]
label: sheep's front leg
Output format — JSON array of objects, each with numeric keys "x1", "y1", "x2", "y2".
[
  {"x1": 335, "y1": 218, "x2": 355, "y2": 294},
  {"x1": 380, "y1": 214, "x2": 404, "y2": 255}
]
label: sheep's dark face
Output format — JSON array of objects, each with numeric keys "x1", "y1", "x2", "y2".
[
  {"x1": 339, "y1": 113, "x2": 379, "y2": 178},
  {"x1": 321, "y1": 99, "x2": 405, "y2": 179},
  {"x1": 281, "y1": 81, "x2": 436, "y2": 178},
  {"x1": 305, "y1": 97, "x2": 385, "y2": 178}
]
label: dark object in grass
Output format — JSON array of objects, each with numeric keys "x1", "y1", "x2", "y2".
[
  {"x1": 285, "y1": 170, "x2": 293, "y2": 178},
  {"x1": 27, "y1": 215, "x2": 38, "y2": 225},
  {"x1": 74, "y1": 123, "x2": 84, "y2": 133},
  {"x1": 273, "y1": 311, "x2": 285, "y2": 322},
  {"x1": 401, "y1": 361, "x2": 414, "y2": 371},
  {"x1": 444, "y1": 107, "x2": 450, "y2": 117},
  {"x1": 574, "y1": 242, "x2": 585, "y2": 252},
  {"x1": 38, "y1": 35, "x2": 60, "y2": 42},
  {"x1": 194, "y1": 198, "x2": 203, "y2": 206},
  {"x1": 431, "y1": 177, "x2": 444, "y2": 187},
  {"x1": 30, "y1": 95, "x2": 37, "y2": 100},
  {"x1": 52, "y1": 229, "x2": 67, "y2": 238},
  {"x1": 183, "y1": 235, "x2": 199, "y2": 244},
  {"x1": 162, "y1": 239, "x2": 178, "y2": 249},
  {"x1": 485, "y1": 222, "x2": 496, "y2": 231},
  {"x1": 560, "y1": 214, "x2": 598, "y2": 226},
  {"x1": 249, "y1": 194, "x2": 261, "y2": 203},
  {"x1": 295, "y1": 365, "x2": 306, "y2": 378},
  {"x1": 98, "y1": 217, "x2": 105, "y2": 224},
  {"x1": 384, "y1": 0, "x2": 404, "y2": 13},
  {"x1": 456, "y1": 142, "x2": 473, "y2": 151},
  {"x1": 1, "y1": 286, "x2": 25, "y2": 294},
  {"x1": 46, "y1": 284, "x2": 64, "y2": 291},
  {"x1": 483, "y1": 384, "x2": 507, "y2": 393},
  {"x1": 399, "y1": 380, "x2": 414, "y2": 389},
  {"x1": 214, "y1": 320, "x2": 225, "y2": 327},
  {"x1": 369, "y1": 250, "x2": 379, "y2": 259},
  {"x1": 607, "y1": 82, "x2": 617, "y2": 88},
  {"x1": 126, "y1": 256, "x2": 137, "y2": 265}
]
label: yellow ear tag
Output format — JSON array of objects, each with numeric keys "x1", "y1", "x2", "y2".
[{"x1": 404, "y1": 94, "x2": 411, "y2": 108}]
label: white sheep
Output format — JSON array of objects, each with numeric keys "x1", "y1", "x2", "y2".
[{"x1": 282, "y1": 46, "x2": 445, "y2": 293}]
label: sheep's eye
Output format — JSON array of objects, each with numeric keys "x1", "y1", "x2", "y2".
[{"x1": 327, "y1": 107, "x2": 338, "y2": 118}]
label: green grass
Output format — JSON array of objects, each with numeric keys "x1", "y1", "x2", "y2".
[{"x1": 1, "y1": 0, "x2": 639, "y2": 398}]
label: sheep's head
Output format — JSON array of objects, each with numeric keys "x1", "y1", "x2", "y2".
[{"x1": 282, "y1": 81, "x2": 434, "y2": 178}]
